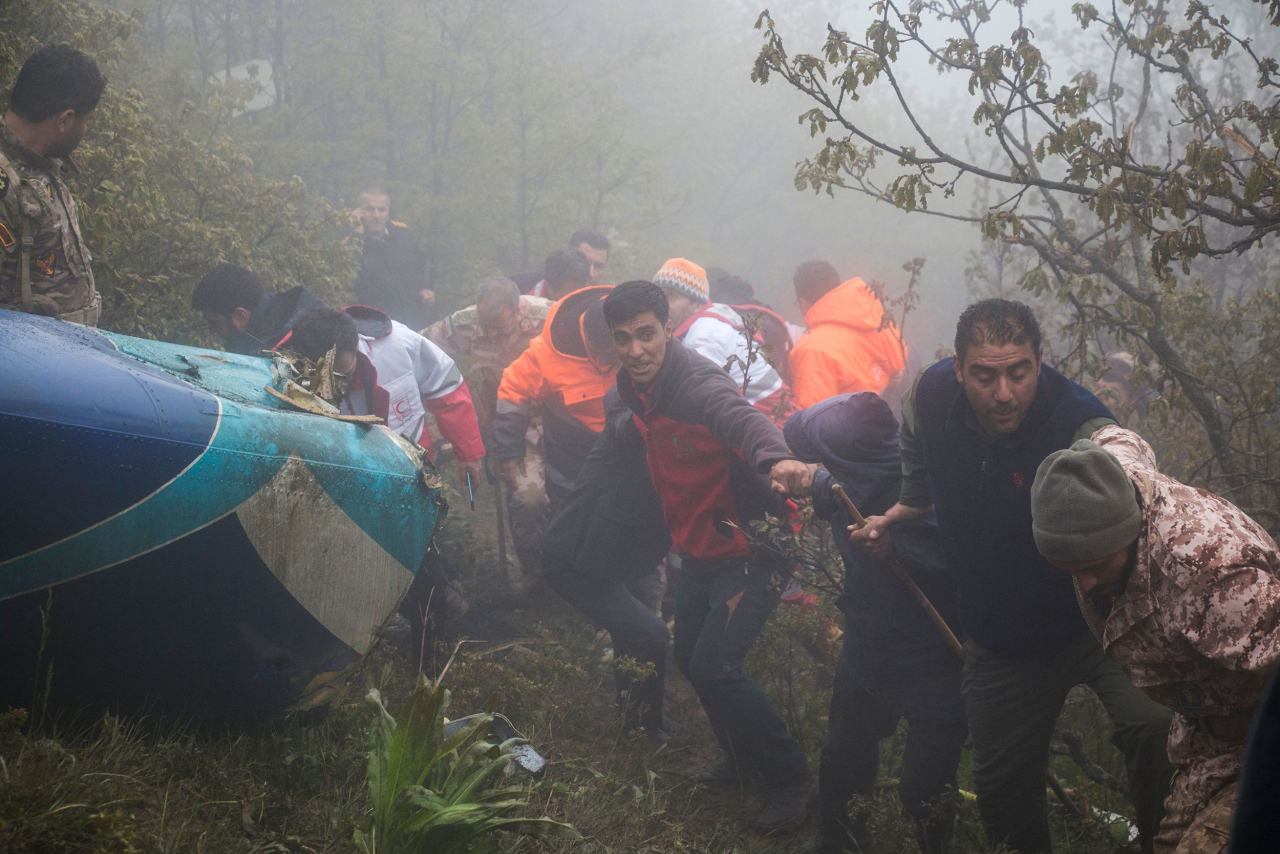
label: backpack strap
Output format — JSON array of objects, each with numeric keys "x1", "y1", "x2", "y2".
[{"x1": 18, "y1": 208, "x2": 32, "y2": 312}]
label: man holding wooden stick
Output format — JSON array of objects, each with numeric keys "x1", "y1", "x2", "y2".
[
  {"x1": 786, "y1": 392, "x2": 966, "y2": 854},
  {"x1": 852, "y1": 299, "x2": 1175, "y2": 854}
]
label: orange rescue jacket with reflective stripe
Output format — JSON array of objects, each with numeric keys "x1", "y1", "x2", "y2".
[{"x1": 495, "y1": 286, "x2": 615, "y2": 436}]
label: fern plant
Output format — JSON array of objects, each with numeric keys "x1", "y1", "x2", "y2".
[{"x1": 353, "y1": 678, "x2": 580, "y2": 854}]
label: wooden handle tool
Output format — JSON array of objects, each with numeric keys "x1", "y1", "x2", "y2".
[
  {"x1": 832, "y1": 482, "x2": 963, "y2": 660},
  {"x1": 830, "y1": 483, "x2": 1086, "y2": 818}
]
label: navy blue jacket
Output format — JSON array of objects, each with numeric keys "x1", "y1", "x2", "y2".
[
  {"x1": 785, "y1": 393, "x2": 963, "y2": 720},
  {"x1": 915, "y1": 358, "x2": 1112, "y2": 655},
  {"x1": 227, "y1": 285, "x2": 327, "y2": 355}
]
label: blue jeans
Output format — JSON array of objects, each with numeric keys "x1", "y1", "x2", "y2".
[{"x1": 673, "y1": 552, "x2": 809, "y2": 787}]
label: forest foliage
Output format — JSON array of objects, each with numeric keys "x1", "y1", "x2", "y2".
[
  {"x1": 2, "y1": 0, "x2": 660, "y2": 341},
  {"x1": 754, "y1": 0, "x2": 1280, "y2": 525},
  {"x1": 1, "y1": 1, "x2": 357, "y2": 341}
]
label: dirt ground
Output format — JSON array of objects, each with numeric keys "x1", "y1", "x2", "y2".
[{"x1": 0, "y1": 480, "x2": 1142, "y2": 853}]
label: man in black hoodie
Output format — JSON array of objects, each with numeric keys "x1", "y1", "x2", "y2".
[
  {"x1": 785, "y1": 392, "x2": 966, "y2": 854},
  {"x1": 191, "y1": 263, "x2": 326, "y2": 356},
  {"x1": 541, "y1": 388, "x2": 673, "y2": 743}
]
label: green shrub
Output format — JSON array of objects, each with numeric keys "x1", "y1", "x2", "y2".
[{"x1": 354, "y1": 677, "x2": 580, "y2": 854}]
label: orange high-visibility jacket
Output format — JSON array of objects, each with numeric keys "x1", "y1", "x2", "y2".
[
  {"x1": 493, "y1": 286, "x2": 616, "y2": 495},
  {"x1": 790, "y1": 278, "x2": 907, "y2": 408}
]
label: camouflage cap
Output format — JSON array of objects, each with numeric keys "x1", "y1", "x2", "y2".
[{"x1": 1031, "y1": 438, "x2": 1143, "y2": 563}]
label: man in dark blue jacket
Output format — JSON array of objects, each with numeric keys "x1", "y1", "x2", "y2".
[
  {"x1": 852, "y1": 300, "x2": 1173, "y2": 854},
  {"x1": 786, "y1": 393, "x2": 966, "y2": 854},
  {"x1": 191, "y1": 263, "x2": 327, "y2": 356}
]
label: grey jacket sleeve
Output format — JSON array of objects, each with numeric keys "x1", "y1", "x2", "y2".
[{"x1": 685, "y1": 355, "x2": 795, "y2": 472}]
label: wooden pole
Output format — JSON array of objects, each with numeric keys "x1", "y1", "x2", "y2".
[
  {"x1": 832, "y1": 483, "x2": 962, "y2": 658},
  {"x1": 830, "y1": 483, "x2": 1088, "y2": 820},
  {"x1": 495, "y1": 480, "x2": 509, "y2": 568}
]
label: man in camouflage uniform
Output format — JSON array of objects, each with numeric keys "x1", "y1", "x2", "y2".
[
  {"x1": 0, "y1": 46, "x2": 104, "y2": 325},
  {"x1": 1032, "y1": 425, "x2": 1280, "y2": 854},
  {"x1": 426, "y1": 276, "x2": 551, "y2": 587}
]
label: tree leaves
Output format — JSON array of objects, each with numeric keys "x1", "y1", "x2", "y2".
[{"x1": 755, "y1": 0, "x2": 1280, "y2": 523}]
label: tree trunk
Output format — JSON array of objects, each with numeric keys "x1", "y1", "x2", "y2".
[
  {"x1": 223, "y1": 0, "x2": 235, "y2": 79},
  {"x1": 272, "y1": 0, "x2": 285, "y2": 104},
  {"x1": 189, "y1": 0, "x2": 211, "y2": 80},
  {"x1": 374, "y1": 2, "x2": 398, "y2": 183}
]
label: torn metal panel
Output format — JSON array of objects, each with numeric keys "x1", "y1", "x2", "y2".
[{"x1": 0, "y1": 309, "x2": 442, "y2": 717}]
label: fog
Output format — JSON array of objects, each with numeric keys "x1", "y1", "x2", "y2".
[{"x1": 109, "y1": 0, "x2": 1280, "y2": 354}]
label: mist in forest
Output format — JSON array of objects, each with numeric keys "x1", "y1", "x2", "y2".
[
  {"x1": 95, "y1": 0, "x2": 1280, "y2": 356},
  {"x1": 94, "y1": 0, "x2": 981, "y2": 351}
]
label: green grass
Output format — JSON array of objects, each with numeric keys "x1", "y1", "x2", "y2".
[{"x1": 0, "y1": 497, "x2": 1142, "y2": 853}]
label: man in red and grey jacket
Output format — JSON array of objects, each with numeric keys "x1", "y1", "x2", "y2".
[
  {"x1": 286, "y1": 305, "x2": 485, "y2": 489},
  {"x1": 602, "y1": 280, "x2": 815, "y2": 833}
]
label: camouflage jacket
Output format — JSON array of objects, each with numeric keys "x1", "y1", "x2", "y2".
[
  {"x1": 1083, "y1": 425, "x2": 1280, "y2": 800},
  {"x1": 0, "y1": 125, "x2": 96, "y2": 319},
  {"x1": 424, "y1": 294, "x2": 550, "y2": 375}
]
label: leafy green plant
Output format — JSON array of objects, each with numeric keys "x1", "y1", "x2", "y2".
[{"x1": 353, "y1": 677, "x2": 580, "y2": 854}]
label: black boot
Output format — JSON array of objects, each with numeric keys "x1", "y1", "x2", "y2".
[
  {"x1": 754, "y1": 771, "x2": 813, "y2": 833},
  {"x1": 915, "y1": 811, "x2": 955, "y2": 854},
  {"x1": 684, "y1": 753, "x2": 749, "y2": 786}
]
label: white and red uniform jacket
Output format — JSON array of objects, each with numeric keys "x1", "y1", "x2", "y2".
[
  {"x1": 676, "y1": 303, "x2": 783, "y2": 404},
  {"x1": 674, "y1": 302, "x2": 799, "y2": 428},
  {"x1": 342, "y1": 305, "x2": 484, "y2": 462}
]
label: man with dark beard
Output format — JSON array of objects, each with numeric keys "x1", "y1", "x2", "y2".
[
  {"x1": 853, "y1": 299, "x2": 1175, "y2": 853},
  {"x1": 0, "y1": 46, "x2": 105, "y2": 324}
]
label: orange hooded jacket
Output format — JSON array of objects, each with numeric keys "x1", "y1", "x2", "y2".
[
  {"x1": 493, "y1": 286, "x2": 616, "y2": 498},
  {"x1": 790, "y1": 277, "x2": 907, "y2": 408}
]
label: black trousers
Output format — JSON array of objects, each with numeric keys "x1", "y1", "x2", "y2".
[
  {"x1": 548, "y1": 567, "x2": 669, "y2": 730},
  {"x1": 819, "y1": 646, "x2": 967, "y2": 850},
  {"x1": 962, "y1": 634, "x2": 1173, "y2": 854},
  {"x1": 674, "y1": 555, "x2": 810, "y2": 786},
  {"x1": 399, "y1": 550, "x2": 454, "y2": 627}
]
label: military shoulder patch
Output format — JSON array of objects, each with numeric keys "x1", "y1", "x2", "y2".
[
  {"x1": 0, "y1": 222, "x2": 14, "y2": 250},
  {"x1": 0, "y1": 170, "x2": 8, "y2": 201}
]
